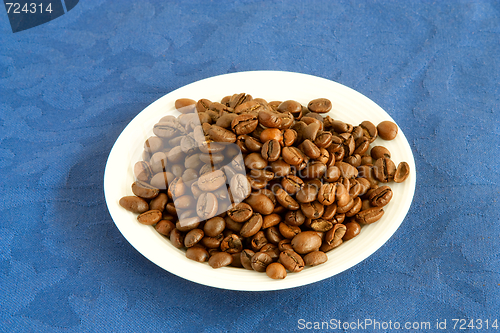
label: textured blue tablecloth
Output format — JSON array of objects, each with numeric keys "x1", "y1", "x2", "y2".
[{"x1": 1, "y1": 1, "x2": 499, "y2": 332}]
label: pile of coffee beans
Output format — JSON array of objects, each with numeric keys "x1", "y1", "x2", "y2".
[{"x1": 119, "y1": 94, "x2": 410, "y2": 279}]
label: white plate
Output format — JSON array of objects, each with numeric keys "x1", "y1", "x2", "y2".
[{"x1": 104, "y1": 71, "x2": 416, "y2": 291}]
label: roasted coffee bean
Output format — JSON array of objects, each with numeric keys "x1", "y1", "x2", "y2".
[
  {"x1": 324, "y1": 223, "x2": 346, "y2": 248},
  {"x1": 283, "y1": 128, "x2": 297, "y2": 146},
  {"x1": 261, "y1": 139, "x2": 281, "y2": 161},
  {"x1": 240, "y1": 213, "x2": 263, "y2": 238},
  {"x1": 303, "y1": 251, "x2": 328, "y2": 266},
  {"x1": 221, "y1": 234, "x2": 243, "y2": 253},
  {"x1": 261, "y1": 214, "x2": 281, "y2": 229},
  {"x1": 208, "y1": 252, "x2": 233, "y2": 268},
  {"x1": 230, "y1": 174, "x2": 251, "y2": 203},
  {"x1": 335, "y1": 183, "x2": 350, "y2": 207},
  {"x1": 279, "y1": 222, "x2": 301, "y2": 239},
  {"x1": 302, "y1": 161, "x2": 327, "y2": 179},
  {"x1": 186, "y1": 246, "x2": 209, "y2": 263},
  {"x1": 281, "y1": 146, "x2": 303, "y2": 166},
  {"x1": 137, "y1": 210, "x2": 162, "y2": 225},
  {"x1": 394, "y1": 161, "x2": 410, "y2": 183},
  {"x1": 266, "y1": 262, "x2": 287, "y2": 279},
  {"x1": 308, "y1": 219, "x2": 332, "y2": 233},
  {"x1": 291, "y1": 231, "x2": 322, "y2": 254},
  {"x1": 155, "y1": 219, "x2": 175, "y2": 236},
  {"x1": 251, "y1": 252, "x2": 272, "y2": 272},
  {"x1": 299, "y1": 140, "x2": 320, "y2": 159},
  {"x1": 370, "y1": 146, "x2": 391, "y2": 160},
  {"x1": 317, "y1": 183, "x2": 336, "y2": 205},
  {"x1": 119, "y1": 196, "x2": 149, "y2": 214},
  {"x1": 368, "y1": 185, "x2": 393, "y2": 207},
  {"x1": 307, "y1": 98, "x2": 332, "y2": 113},
  {"x1": 153, "y1": 122, "x2": 179, "y2": 138},
  {"x1": 231, "y1": 114, "x2": 259, "y2": 135},
  {"x1": 258, "y1": 110, "x2": 282, "y2": 128},
  {"x1": 270, "y1": 160, "x2": 291, "y2": 177},
  {"x1": 300, "y1": 201, "x2": 324, "y2": 219},
  {"x1": 373, "y1": 157, "x2": 396, "y2": 183},
  {"x1": 281, "y1": 175, "x2": 304, "y2": 195},
  {"x1": 275, "y1": 188, "x2": 300, "y2": 210},
  {"x1": 134, "y1": 161, "x2": 153, "y2": 182},
  {"x1": 278, "y1": 100, "x2": 302, "y2": 114},
  {"x1": 132, "y1": 181, "x2": 159, "y2": 199},
  {"x1": 176, "y1": 217, "x2": 200, "y2": 231},
  {"x1": 279, "y1": 249, "x2": 305, "y2": 272},
  {"x1": 345, "y1": 197, "x2": 363, "y2": 217},
  {"x1": 216, "y1": 113, "x2": 238, "y2": 128},
  {"x1": 244, "y1": 153, "x2": 268, "y2": 170},
  {"x1": 265, "y1": 226, "x2": 283, "y2": 244},
  {"x1": 148, "y1": 193, "x2": 168, "y2": 212},
  {"x1": 360, "y1": 120, "x2": 378, "y2": 142},
  {"x1": 337, "y1": 198, "x2": 355, "y2": 214},
  {"x1": 245, "y1": 194, "x2": 274, "y2": 215},
  {"x1": 355, "y1": 207, "x2": 384, "y2": 224},
  {"x1": 196, "y1": 192, "x2": 218, "y2": 220},
  {"x1": 227, "y1": 202, "x2": 253, "y2": 222},
  {"x1": 322, "y1": 203, "x2": 337, "y2": 220},
  {"x1": 170, "y1": 228, "x2": 185, "y2": 249},
  {"x1": 296, "y1": 184, "x2": 319, "y2": 203},
  {"x1": 250, "y1": 231, "x2": 268, "y2": 251},
  {"x1": 198, "y1": 170, "x2": 226, "y2": 191},
  {"x1": 207, "y1": 125, "x2": 237, "y2": 143},
  {"x1": 204, "y1": 217, "x2": 225, "y2": 237},
  {"x1": 200, "y1": 233, "x2": 224, "y2": 249},
  {"x1": 184, "y1": 229, "x2": 204, "y2": 248},
  {"x1": 324, "y1": 166, "x2": 341, "y2": 182},
  {"x1": 240, "y1": 249, "x2": 255, "y2": 270},
  {"x1": 377, "y1": 121, "x2": 398, "y2": 140},
  {"x1": 343, "y1": 221, "x2": 361, "y2": 241},
  {"x1": 174, "y1": 195, "x2": 196, "y2": 210}
]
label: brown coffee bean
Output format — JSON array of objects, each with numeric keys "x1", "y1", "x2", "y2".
[
  {"x1": 355, "y1": 207, "x2": 384, "y2": 224},
  {"x1": 208, "y1": 252, "x2": 233, "y2": 268},
  {"x1": 291, "y1": 231, "x2": 322, "y2": 254},
  {"x1": 175, "y1": 98, "x2": 196, "y2": 114},
  {"x1": 250, "y1": 231, "x2": 268, "y2": 251},
  {"x1": 343, "y1": 221, "x2": 361, "y2": 241},
  {"x1": 227, "y1": 202, "x2": 253, "y2": 222},
  {"x1": 373, "y1": 157, "x2": 397, "y2": 183},
  {"x1": 278, "y1": 222, "x2": 301, "y2": 239},
  {"x1": 283, "y1": 128, "x2": 297, "y2": 146},
  {"x1": 324, "y1": 166, "x2": 341, "y2": 182},
  {"x1": 221, "y1": 234, "x2": 243, "y2": 253},
  {"x1": 296, "y1": 184, "x2": 319, "y2": 203},
  {"x1": 251, "y1": 252, "x2": 272, "y2": 272},
  {"x1": 174, "y1": 195, "x2": 196, "y2": 210},
  {"x1": 266, "y1": 262, "x2": 287, "y2": 279},
  {"x1": 155, "y1": 219, "x2": 175, "y2": 236},
  {"x1": 368, "y1": 185, "x2": 393, "y2": 207},
  {"x1": 394, "y1": 161, "x2": 410, "y2": 183},
  {"x1": 317, "y1": 183, "x2": 335, "y2": 205},
  {"x1": 377, "y1": 121, "x2": 398, "y2": 140},
  {"x1": 302, "y1": 161, "x2": 327, "y2": 179},
  {"x1": 360, "y1": 120, "x2": 378, "y2": 142},
  {"x1": 134, "y1": 161, "x2": 153, "y2": 182},
  {"x1": 275, "y1": 188, "x2": 300, "y2": 210},
  {"x1": 184, "y1": 228, "x2": 204, "y2": 247},
  {"x1": 200, "y1": 233, "x2": 224, "y2": 248},
  {"x1": 303, "y1": 251, "x2": 328, "y2": 266},
  {"x1": 324, "y1": 223, "x2": 346, "y2": 248},
  {"x1": 300, "y1": 201, "x2": 324, "y2": 219},
  {"x1": 245, "y1": 194, "x2": 274, "y2": 215},
  {"x1": 170, "y1": 228, "x2": 185, "y2": 248},
  {"x1": 345, "y1": 197, "x2": 363, "y2": 217},
  {"x1": 186, "y1": 246, "x2": 209, "y2": 262},
  {"x1": 207, "y1": 124, "x2": 237, "y2": 143},
  {"x1": 131, "y1": 181, "x2": 159, "y2": 199},
  {"x1": 137, "y1": 210, "x2": 162, "y2": 225},
  {"x1": 279, "y1": 249, "x2": 305, "y2": 272},
  {"x1": 240, "y1": 249, "x2": 255, "y2": 270},
  {"x1": 196, "y1": 192, "x2": 218, "y2": 220},
  {"x1": 281, "y1": 175, "x2": 304, "y2": 195},
  {"x1": 258, "y1": 110, "x2": 282, "y2": 128},
  {"x1": 240, "y1": 213, "x2": 263, "y2": 238},
  {"x1": 261, "y1": 139, "x2": 281, "y2": 161},
  {"x1": 307, "y1": 98, "x2": 332, "y2": 113},
  {"x1": 282, "y1": 146, "x2": 304, "y2": 165},
  {"x1": 230, "y1": 114, "x2": 258, "y2": 135},
  {"x1": 119, "y1": 196, "x2": 149, "y2": 214},
  {"x1": 198, "y1": 170, "x2": 226, "y2": 192},
  {"x1": 371, "y1": 146, "x2": 391, "y2": 160}
]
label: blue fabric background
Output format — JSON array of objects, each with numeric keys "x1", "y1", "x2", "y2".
[{"x1": 1, "y1": 0, "x2": 499, "y2": 332}]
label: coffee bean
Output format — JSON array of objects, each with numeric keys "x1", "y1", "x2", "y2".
[
  {"x1": 261, "y1": 139, "x2": 281, "y2": 161},
  {"x1": 229, "y1": 174, "x2": 251, "y2": 203},
  {"x1": 186, "y1": 246, "x2": 209, "y2": 262},
  {"x1": 207, "y1": 124, "x2": 237, "y2": 143},
  {"x1": 303, "y1": 251, "x2": 328, "y2": 266},
  {"x1": 291, "y1": 231, "x2": 322, "y2": 254},
  {"x1": 300, "y1": 201, "x2": 324, "y2": 219},
  {"x1": 245, "y1": 194, "x2": 274, "y2": 215},
  {"x1": 119, "y1": 196, "x2": 149, "y2": 213},
  {"x1": 266, "y1": 262, "x2": 287, "y2": 279},
  {"x1": 134, "y1": 161, "x2": 153, "y2": 182},
  {"x1": 370, "y1": 146, "x2": 391, "y2": 160},
  {"x1": 221, "y1": 234, "x2": 243, "y2": 253},
  {"x1": 227, "y1": 202, "x2": 253, "y2": 222},
  {"x1": 377, "y1": 121, "x2": 398, "y2": 140},
  {"x1": 132, "y1": 181, "x2": 159, "y2": 199},
  {"x1": 240, "y1": 213, "x2": 263, "y2": 238},
  {"x1": 368, "y1": 185, "x2": 393, "y2": 207},
  {"x1": 240, "y1": 249, "x2": 255, "y2": 270},
  {"x1": 155, "y1": 219, "x2": 175, "y2": 236},
  {"x1": 208, "y1": 252, "x2": 233, "y2": 268},
  {"x1": 231, "y1": 114, "x2": 259, "y2": 135},
  {"x1": 324, "y1": 223, "x2": 346, "y2": 248},
  {"x1": 355, "y1": 207, "x2": 384, "y2": 224},
  {"x1": 137, "y1": 210, "x2": 162, "y2": 225},
  {"x1": 251, "y1": 252, "x2": 272, "y2": 272},
  {"x1": 184, "y1": 229, "x2": 204, "y2": 248},
  {"x1": 281, "y1": 175, "x2": 304, "y2": 195},
  {"x1": 343, "y1": 221, "x2": 361, "y2": 241},
  {"x1": 196, "y1": 192, "x2": 218, "y2": 220},
  {"x1": 373, "y1": 157, "x2": 396, "y2": 183},
  {"x1": 279, "y1": 249, "x2": 305, "y2": 272},
  {"x1": 198, "y1": 170, "x2": 226, "y2": 192},
  {"x1": 394, "y1": 161, "x2": 410, "y2": 183},
  {"x1": 308, "y1": 98, "x2": 332, "y2": 113},
  {"x1": 170, "y1": 228, "x2": 185, "y2": 248}
]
